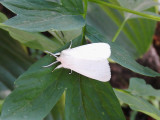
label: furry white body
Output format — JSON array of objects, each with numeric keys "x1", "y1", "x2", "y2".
[{"x1": 45, "y1": 43, "x2": 111, "y2": 82}]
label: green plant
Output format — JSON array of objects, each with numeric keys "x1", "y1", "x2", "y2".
[{"x1": 0, "y1": 0, "x2": 160, "y2": 120}]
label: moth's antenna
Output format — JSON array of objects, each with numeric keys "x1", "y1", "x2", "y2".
[
  {"x1": 45, "y1": 51, "x2": 58, "y2": 58},
  {"x1": 69, "y1": 40, "x2": 72, "y2": 49},
  {"x1": 43, "y1": 51, "x2": 60, "y2": 68},
  {"x1": 43, "y1": 61, "x2": 59, "y2": 68}
]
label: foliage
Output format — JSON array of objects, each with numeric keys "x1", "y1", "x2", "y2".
[
  {"x1": 0, "y1": 0, "x2": 160, "y2": 120},
  {"x1": 87, "y1": 0, "x2": 156, "y2": 57},
  {"x1": 115, "y1": 78, "x2": 160, "y2": 120}
]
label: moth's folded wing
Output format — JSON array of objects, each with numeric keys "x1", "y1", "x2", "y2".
[
  {"x1": 68, "y1": 58, "x2": 111, "y2": 82},
  {"x1": 63, "y1": 43, "x2": 111, "y2": 60}
]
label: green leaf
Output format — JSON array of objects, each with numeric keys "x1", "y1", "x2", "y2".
[
  {"x1": 2, "y1": 26, "x2": 63, "y2": 52},
  {"x1": 0, "y1": 0, "x2": 85, "y2": 32},
  {"x1": 116, "y1": 78, "x2": 160, "y2": 120},
  {"x1": 0, "y1": 36, "x2": 81, "y2": 120},
  {"x1": 85, "y1": 25, "x2": 160, "y2": 77},
  {"x1": 0, "y1": 26, "x2": 34, "y2": 117},
  {"x1": 0, "y1": 0, "x2": 82, "y2": 14},
  {"x1": 0, "y1": 29, "x2": 33, "y2": 90},
  {"x1": 0, "y1": 55, "x2": 68, "y2": 120},
  {"x1": 0, "y1": 12, "x2": 7, "y2": 23},
  {"x1": 115, "y1": 89, "x2": 160, "y2": 120},
  {"x1": 4, "y1": 14, "x2": 85, "y2": 32},
  {"x1": 117, "y1": 0, "x2": 157, "y2": 19},
  {"x1": 87, "y1": 1, "x2": 156, "y2": 57},
  {"x1": 1, "y1": 36, "x2": 125, "y2": 120},
  {"x1": 65, "y1": 76, "x2": 125, "y2": 120},
  {"x1": 0, "y1": 12, "x2": 62, "y2": 52},
  {"x1": 61, "y1": 0, "x2": 84, "y2": 14},
  {"x1": 0, "y1": 0, "x2": 65, "y2": 14},
  {"x1": 89, "y1": 0, "x2": 160, "y2": 21},
  {"x1": 127, "y1": 78, "x2": 160, "y2": 99}
]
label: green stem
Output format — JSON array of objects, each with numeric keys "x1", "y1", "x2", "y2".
[
  {"x1": 0, "y1": 100, "x2": 4, "y2": 113},
  {"x1": 112, "y1": 19, "x2": 127, "y2": 42},
  {"x1": 82, "y1": 0, "x2": 88, "y2": 45},
  {"x1": 130, "y1": 111, "x2": 137, "y2": 120},
  {"x1": 89, "y1": 0, "x2": 160, "y2": 21},
  {"x1": 82, "y1": 27, "x2": 86, "y2": 45},
  {"x1": 83, "y1": 0, "x2": 88, "y2": 19}
]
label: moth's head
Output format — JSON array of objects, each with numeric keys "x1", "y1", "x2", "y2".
[
  {"x1": 56, "y1": 51, "x2": 66, "y2": 64},
  {"x1": 56, "y1": 56, "x2": 61, "y2": 62},
  {"x1": 56, "y1": 50, "x2": 74, "y2": 69}
]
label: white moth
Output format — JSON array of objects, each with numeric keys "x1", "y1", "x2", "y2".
[{"x1": 43, "y1": 43, "x2": 111, "y2": 82}]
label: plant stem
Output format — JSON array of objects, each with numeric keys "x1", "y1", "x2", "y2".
[
  {"x1": 89, "y1": 0, "x2": 160, "y2": 21},
  {"x1": 0, "y1": 100, "x2": 4, "y2": 113},
  {"x1": 83, "y1": 0, "x2": 88, "y2": 19},
  {"x1": 112, "y1": 19, "x2": 127, "y2": 42},
  {"x1": 82, "y1": 0, "x2": 88, "y2": 45}
]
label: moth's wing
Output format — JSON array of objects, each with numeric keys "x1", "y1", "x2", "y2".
[
  {"x1": 58, "y1": 43, "x2": 111, "y2": 82},
  {"x1": 63, "y1": 57, "x2": 111, "y2": 82},
  {"x1": 61, "y1": 43, "x2": 111, "y2": 60}
]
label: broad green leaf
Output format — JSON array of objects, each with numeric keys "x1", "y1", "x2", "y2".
[
  {"x1": 85, "y1": 25, "x2": 160, "y2": 77},
  {"x1": 87, "y1": 1, "x2": 156, "y2": 57},
  {"x1": 0, "y1": 0, "x2": 82, "y2": 14},
  {"x1": 65, "y1": 76, "x2": 125, "y2": 120},
  {"x1": 0, "y1": 36, "x2": 81, "y2": 120},
  {"x1": 0, "y1": 0, "x2": 85, "y2": 32},
  {"x1": 89, "y1": 0, "x2": 160, "y2": 21},
  {"x1": 1, "y1": 26, "x2": 63, "y2": 52},
  {"x1": 0, "y1": 29, "x2": 33, "y2": 90},
  {"x1": 0, "y1": 35, "x2": 82, "y2": 119},
  {"x1": 0, "y1": 12, "x2": 62, "y2": 52},
  {"x1": 1, "y1": 55, "x2": 67, "y2": 120},
  {"x1": 4, "y1": 14, "x2": 85, "y2": 32},
  {"x1": 1, "y1": 36, "x2": 125, "y2": 120},
  {"x1": 0, "y1": 0, "x2": 63, "y2": 14},
  {"x1": 117, "y1": 0, "x2": 158, "y2": 19},
  {"x1": 0, "y1": 13, "x2": 34, "y2": 100},
  {"x1": 127, "y1": 78, "x2": 160, "y2": 99},
  {"x1": 115, "y1": 89, "x2": 160, "y2": 120},
  {"x1": 61, "y1": 0, "x2": 84, "y2": 14}
]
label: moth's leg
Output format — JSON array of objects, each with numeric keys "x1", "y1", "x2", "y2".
[
  {"x1": 45, "y1": 51, "x2": 59, "y2": 58},
  {"x1": 54, "y1": 52, "x2": 60, "y2": 56},
  {"x1": 52, "y1": 64, "x2": 63, "y2": 72},
  {"x1": 55, "y1": 64, "x2": 63, "y2": 69},
  {"x1": 43, "y1": 61, "x2": 59, "y2": 68},
  {"x1": 68, "y1": 40, "x2": 72, "y2": 49},
  {"x1": 69, "y1": 70, "x2": 73, "y2": 74}
]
